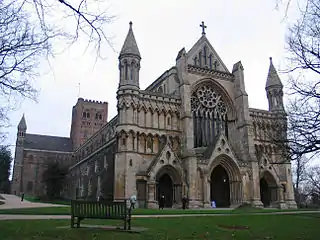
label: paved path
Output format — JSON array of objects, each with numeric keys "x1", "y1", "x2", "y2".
[
  {"x1": 0, "y1": 210, "x2": 319, "y2": 221},
  {"x1": 0, "y1": 194, "x2": 67, "y2": 209}
]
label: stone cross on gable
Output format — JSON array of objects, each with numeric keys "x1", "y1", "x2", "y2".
[{"x1": 200, "y1": 21, "x2": 207, "y2": 35}]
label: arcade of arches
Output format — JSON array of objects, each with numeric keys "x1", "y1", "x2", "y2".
[{"x1": 145, "y1": 159, "x2": 285, "y2": 208}]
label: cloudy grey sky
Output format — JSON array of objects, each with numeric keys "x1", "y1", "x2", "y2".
[{"x1": 4, "y1": 0, "x2": 299, "y2": 153}]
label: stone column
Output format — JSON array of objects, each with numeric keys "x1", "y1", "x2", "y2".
[
  {"x1": 147, "y1": 181, "x2": 158, "y2": 208},
  {"x1": 285, "y1": 165, "x2": 298, "y2": 209},
  {"x1": 277, "y1": 186, "x2": 287, "y2": 209},
  {"x1": 250, "y1": 162, "x2": 263, "y2": 208},
  {"x1": 203, "y1": 174, "x2": 211, "y2": 208}
]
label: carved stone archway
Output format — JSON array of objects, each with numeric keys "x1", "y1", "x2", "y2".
[
  {"x1": 206, "y1": 154, "x2": 242, "y2": 207},
  {"x1": 155, "y1": 165, "x2": 183, "y2": 208},
  {"x1": 260, "y1": 170, "x2": 279, "y2": 207}
]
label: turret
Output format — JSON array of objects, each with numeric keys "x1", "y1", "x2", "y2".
[
  {"x1": 118, "y1": 21, "x2": 141, "y2": 91},
  {"x1": 265, "y1": 57, "x2": 285, "y2": 112},
  {"x1": 17, "y1": 114, "x2": 27, "y2": 142}
]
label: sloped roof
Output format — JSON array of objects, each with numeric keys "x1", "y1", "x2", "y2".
[
  {"x1": 24, "y1": 134, "x2": 73, "y2": 152},
  {"x1": 119, "y1": 22, "x2": 141, "y2": 58}
]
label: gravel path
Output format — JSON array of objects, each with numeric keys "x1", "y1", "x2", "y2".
[{"x1": 0, "y1": 194, "x2": 67, "y2": 209}]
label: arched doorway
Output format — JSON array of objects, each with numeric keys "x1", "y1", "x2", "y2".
[
  {"x1": 157, "y1": 173, "x2": 173, "y2": 208},
  {"x1": 210, "y1": 165, "x2": 230, "y2": 207},
  {"x1": 260, "y1": 171, "x2": 278, "y2": 207},
  {"x1": 260, "y1": 178, "x2": 271, "y2": 207}
]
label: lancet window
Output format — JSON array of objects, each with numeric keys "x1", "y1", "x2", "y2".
[{"x1": 191, "y1": 85, "x2": 228, "y2": 148}]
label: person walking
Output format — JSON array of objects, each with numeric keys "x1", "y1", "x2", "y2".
[{"x1": 159, "y1": 194, "x2": 165, "y2": 210}]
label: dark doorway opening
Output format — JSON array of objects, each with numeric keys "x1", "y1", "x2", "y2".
[
  {"x1": 210, "y1": 165, "x2": 230, "y2": 207},
  {"x1": 157, "y1": 174, "x2": 173, "y2": 208},
  {"x1": 260, "y1": 178, "x2": 271, "y2": 207}
]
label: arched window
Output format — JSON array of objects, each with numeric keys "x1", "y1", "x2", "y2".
[
  {"x1": 158, "y1": 86, "x2": 163, "y2": 93},
  {"x1": 198, "y1": 52, "x2": 202, "y2": 67},
  {"x1": 130, "y1": 62, "x2": 135, "y2": 81},
  {"x1": 194, "y1": 56, "x2": 198, "y2": 66},
  {"x1": 124, "y1": 61, "x2": 128, "y2": 80},
  {"x1": 191, "y1": 85, "x2": 228, "y2": 148},
  {"x1": 209, "y1": 54, "x2": 213, "y2": 69},
  {"x1": 203, "y1": 46, "x2": 207, "y2": 66}
]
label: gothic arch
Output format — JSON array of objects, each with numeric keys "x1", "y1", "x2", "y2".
[
  {"x1": 209, "y1": 154, "x2": 242, "y2": 206},
  {"x1": 155, "y1": 164, "x2": 182, "y2": 185},
  {"x1": 260, "y1": 169, "x2": 280, "y2": 187},
  {"x1": 191, "y1": 79, "x2": 236, "y2": 148},
  {"x1": 191, "y1": 78, "x2": 236, "y2": 119},
  {"x1": 209, "y1": 154, "x2": 241, "y2": 182}
]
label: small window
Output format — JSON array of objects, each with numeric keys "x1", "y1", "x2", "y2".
[
  {"x1": 158, "y1": 86, "x2": 163, "y2": 93},
  {"x1": 95, "y1": 113, "x2": 99, "y2": 119},
  {"x1": 167, "y1": 117, "x2": 171, "y2": 126},
  {"x1": 86, "y1": 112, "x2": 90, "y2": 118},
  {"x1": 129, "y1": 159, "x2": 133, "y2": 166},
  {"x1": 82, "y1": 112, "x2": 86, "y2": 118},
  {"x1": 122, "y1": 138, "x2": 126, "y2": 146},
  {"x1": 99, "y1": 114, "x2": 102, "y2": 120}
]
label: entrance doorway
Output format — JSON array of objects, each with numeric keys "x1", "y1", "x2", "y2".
[
  {"x1": 260, "y1": 178, "x2": 271, "y2": 207},
  {"x1": 157, "y1": 174, "x2": 173, "y2": 208},
  {"x1": 210, "y1": 165, "x2": 230, "y2": 207}
]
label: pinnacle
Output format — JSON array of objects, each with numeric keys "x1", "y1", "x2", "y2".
[
  {"x1": 18, "y1": 114, "x2": 27, "y2": 130},
  {"x1": 119, "y1": 21, "x2": 141, "y2": 58},
  {"x1": 266, "y1": 57, "x2": 283, "y2": 89}
]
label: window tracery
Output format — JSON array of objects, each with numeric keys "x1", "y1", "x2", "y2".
[{"x1": 191, "y1": 85, "x2": 228, "y2": 148}]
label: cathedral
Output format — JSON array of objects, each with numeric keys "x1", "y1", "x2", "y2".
[{"x1": 11, "y1": 21, "x2": 297, "y2": 209}]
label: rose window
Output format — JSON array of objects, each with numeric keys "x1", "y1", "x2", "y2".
[{"x1": 196, "y1": 86, "x2": 220, "y2": 109}]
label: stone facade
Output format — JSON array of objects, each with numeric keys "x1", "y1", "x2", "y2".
[{"x1": 11, "y1": 22, "x2": 297, "y2": 209}]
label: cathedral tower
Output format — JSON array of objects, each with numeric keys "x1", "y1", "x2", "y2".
[
  {"x1": 265, "y1": 57, "x2": 285, "y2": 112},
  {"x1": 11, "y1": 114, "x2": 27, "y2": 195},
  {"x1": 114, "y1": 22, "x2": 142, "y2": 200},
  {"x1": 70, "y1": 98, "x2": 108, "y2": 150}
]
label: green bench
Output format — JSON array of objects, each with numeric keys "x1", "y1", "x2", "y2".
[{"x1": 70, "y1": 199, "x2": 132, "y2": 230}]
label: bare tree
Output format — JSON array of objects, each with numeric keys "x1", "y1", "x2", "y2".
[
  {"x1": 0, "y1": 0, "x2": 114, "y2": 138},
  {"x1": 271, "y1": 0, "x2": 320, "y2": 158}
]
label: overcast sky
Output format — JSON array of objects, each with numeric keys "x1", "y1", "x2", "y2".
[{"x1": 4, "y1": 0, "x2": 300, "y2": 153}]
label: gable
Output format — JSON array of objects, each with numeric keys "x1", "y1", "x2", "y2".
[
  {"x1": 146, "y1": 140, "x2": 183, "y2": 179},
  {"x1": 187, "y1": 35, "x2": 230, "y2": 73}
]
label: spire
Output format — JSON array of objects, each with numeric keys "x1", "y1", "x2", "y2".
[
  {"x1": 119, "y1": 21, "x2": 141, "y2": 59},
  {"x1": 18, "y1": 114, "x2": 27, "y2": 130},
  {"x1": 265, "y1": 57, "x2": 283, "y2": 89}
]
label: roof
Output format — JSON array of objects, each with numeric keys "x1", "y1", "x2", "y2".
[
  {"x1": 18, "y1": 114, "x2": 27, "y2": 130},
  {"x1": 119, "y1": 21, "x2": 141, "y2": 58},
  {"x1": 24, "y1": 134, "x2": 73, "y2": 152},
  {"x1": 266, "y1": 57, "x2": 283, "y2": 89}
]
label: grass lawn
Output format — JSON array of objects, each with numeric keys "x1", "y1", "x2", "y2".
[
  {"x1": 0, "y1": 214, "x2": 320, "y2": 239},
  {"x1": 24, "y1": 195, "x2": 70, "y2": 205},
  {"x1": 0, "y1": 205, "x2": 318, "y2": 216}
]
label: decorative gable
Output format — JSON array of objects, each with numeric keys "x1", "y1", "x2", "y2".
[
  {"x1": 187, "y1": 35, "x2": 230, "y2": 73},
  {"x1": 205, "y1": 134, "x2": 240, "y2": 169},
  {"x1": 146, "y1": 140, "x2": 184, "y2": 180},
  {"x1": 258, "y1": 153, "x2": 284, "y2": 182}
]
